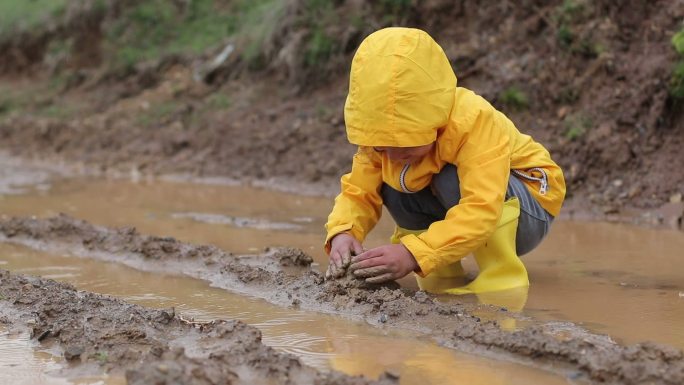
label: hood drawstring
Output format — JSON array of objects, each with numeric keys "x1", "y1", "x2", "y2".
[{"x1": 512, "y1": 168, "x2": 548, "y2": 195}]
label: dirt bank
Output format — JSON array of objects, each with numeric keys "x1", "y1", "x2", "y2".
[
  {"x1": 1, "y1": 214, "x2": 682, "y2": 384},
  {"x1": 1, "y1": 1, "x2": 684, "y2": 214},
  {"x1": 0, "y1": 269, "x2": 397, "y2": 385}
]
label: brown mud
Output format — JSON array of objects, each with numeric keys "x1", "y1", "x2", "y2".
[
  {"x1": 0, "y1": 269, "x2": 397, "y2": 385},
  {"x1": 1, "y1": 214, "x2": 682, "y2": 384}
]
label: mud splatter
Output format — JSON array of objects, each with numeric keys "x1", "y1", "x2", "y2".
[{"x1": 1, "y1": 214, "x2": 683, "y2": 384}]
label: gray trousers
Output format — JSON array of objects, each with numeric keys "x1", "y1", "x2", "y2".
[{"x1": 381, "y1": 164, "x2": 553, "y2": 256}]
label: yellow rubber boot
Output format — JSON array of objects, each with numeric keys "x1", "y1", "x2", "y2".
[
  {"x1": 416, "y1": 261, "x2": 466, "y2": 293},
  {"x1": 446, "y1": 197, "x2": 529, "y2": 295},
  {"x1": 391, "y1": 225, "x2": 466, "y2": 293}
]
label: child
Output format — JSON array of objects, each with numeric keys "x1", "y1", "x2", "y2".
[{"x1": 324, "y1": 28, "x2": 565, "y2": 294}]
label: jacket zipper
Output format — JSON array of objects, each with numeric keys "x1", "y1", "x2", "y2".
[
  {"x1": 512, "y1": 168, "x2": 549, "y2": 195},
  {"x1": 399, "y1": 164, "x2": 416, "y2": 193},
  {"x1": 401, "y1": 165, "x2": 549, "y2": 196}
]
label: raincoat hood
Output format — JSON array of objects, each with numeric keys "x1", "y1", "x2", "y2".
[{"x1": 344, "y1": 28, "x2": 457, "y2": 147}]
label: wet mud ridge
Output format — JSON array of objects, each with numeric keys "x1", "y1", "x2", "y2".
[
  {"x1": 0, "y1": 270, "x2": 397, "y2": 385},
  {"x1": 1, "y1": 214, "x2": 683, "y2": 385}
]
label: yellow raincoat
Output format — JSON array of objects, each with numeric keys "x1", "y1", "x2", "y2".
[{"x1": 325, "y1": 28, "x2": 565, "y2": 276}]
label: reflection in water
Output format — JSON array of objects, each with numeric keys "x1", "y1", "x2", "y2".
[
  {"x1": 0, "y1": 243, "x2": 569, "y2": 385},
  {"x1": 0, "y1": 327, "x2": 69, "y2": 385}
]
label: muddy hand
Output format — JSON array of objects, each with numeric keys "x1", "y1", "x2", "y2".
[
  {"x1": 326, "y1": 233, "x2": 363, "y2": 280},
  {"x1": 349, "y1": 244, "x2": 418, "y2": 283}
]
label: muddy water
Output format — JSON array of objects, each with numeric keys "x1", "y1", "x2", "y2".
[
  {"x1": 0, "y1": 326, "x2": 71, "y2": 385},
  {"x1": 0, "y1": 242, "x2": 569, "y2": 385},
  {"x1": 0, "y1": 324, "x2": 126, "y2": 385},
  {"x1": 1, "y1": 176, "x2": 683, "y2": 350},
  {"x1": 523, "y1": 221, "x2": 684, "y2": 348}
]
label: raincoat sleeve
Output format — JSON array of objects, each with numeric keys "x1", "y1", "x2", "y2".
[
  {"x1": 400, "y1": 109, "x2": 511, "y2": 276},
  {"x1": 324, "y1": 148, "x2": 383, "y2": 254}
]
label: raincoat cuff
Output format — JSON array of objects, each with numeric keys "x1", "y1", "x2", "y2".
[
  {"x1": 324, "y1": 225, "x2": 354, "y2": 254},
  {"x1": 400, "y1": 234, "x2": 438, "y2": 277}
]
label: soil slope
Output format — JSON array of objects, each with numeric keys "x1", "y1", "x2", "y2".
[{"x1": 0, "y1": 0, "x2": 683, "y2": 212}]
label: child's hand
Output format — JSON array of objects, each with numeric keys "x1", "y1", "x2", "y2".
[
  {"x1": 326, "y1": 233, "x2": 364, "y2": 279},
  {"x1": 349, "y1": 244, "x2": 418, "y2": 283}
]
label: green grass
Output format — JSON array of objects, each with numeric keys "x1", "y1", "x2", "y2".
[
  {"x1": 137, "y1": 100, "x2": 178, "y2": 126},
  {"x1": 106, "y1": 0, "x2": 242, "y2": 70},
  {"x1": 0, "y1": 97, "x2": 15, "y2": 116},
  {"x1": 0, "y1": 0, "x2": 68, "y2": 37},
  {"x1": 305, "y1": 28, "x2": 334, "y2": 67},
  {"x1": 672, "y1": 29, "x2": 684, "y2": 55},
  {"x1": 557, "y1": 24, "x2": 574, "y2": 48},
  {"x1": 205, "y1": 93, "x2": 230, "y2": 109},
  {"x1": 554, "y1": 0, "x2": 593, "y2": 50},
  {"x1": 670, "y1": 61, "x2": 684, "y2": 99},
  {"x1": 237, "y1": 0, "x2": 285, "y2": 69},
  {"x1": 558, "y1": 0, "x2": 584, "y2": 20},
  {"x1": 563, "y1": 113, "x2": 592, "y2": 140},
  {"x1": 94, "y1": 351, "x2": 108, "y2": 364},
  {"x1": 499, "y1": 86, "x2": 529, "y2": 110},
  {"x1": 670, "y1": 29, "x2": 684, "y2": 99}
]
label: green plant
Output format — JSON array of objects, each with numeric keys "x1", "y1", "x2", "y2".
[
  {"x1": 206, "y1": 93, "x2": 231, "y2": 109},
  {"x1": 557, "y1": 24, "x2": 574, "y2": 47},
  {"x1": 0, "y1": 98, "x2": 15, "y2": 116},
  {"x1": 670, "y1": 29, "x2": 684, "y2": 99},
  {"x1": 236, "y1": 0, "x2": 285, "y2": 69},
  {"x1": 672, "y1": 29, "x2": 684, "y2": 55},
  {"x1": 499, "y1": 86, "x2": 529, "y2": 110},
  {"x1": 558, "y1": 0, "x2": 584, "y2": 20},
  {"x1": 106, "y1": 0, "x2": 243, "y2": 71},
  {"x1": 563, "y1": 113, "x2": 592, "y2": 140},
  {"x1": 94, "y1": 352, "x2": 108, "y2": 364},
  {"x1": 379, "y1": 0, "x2": 411, "y2": 17},
  {"x1": 553, "y1": 0, "x2": 592, "y2": 50},
  {"x1": 574, "y1": 39, "x2": 605, "y2": 58},
  {"x1": 0, "y1": 0, "x2": 68, "y2": 37},
  {"x1": 670, "y1": 61, "x2": 684, "y2": 99},
  {"x1": 305, "y1": 28, "x2": 334, "y2": 67}
]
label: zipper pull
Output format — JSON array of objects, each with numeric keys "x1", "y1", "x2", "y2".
[{"x1": 539, "y1": 178, "x2": 548, "y2": 195}]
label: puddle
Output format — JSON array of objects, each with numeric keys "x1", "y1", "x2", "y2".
[
  {"x1": 2, "y1": 176, "x2": 683, "y2": 350},
  {"x1": 0, "y1": 166, "x2": 682, "y2": 358},
  {"x1": 0, "y1": 325, "x2": 125, "y2": 385},
  {"x1": 522, "y1": 221, "x2": 684, "y2": 348},
  {"x1": 0, "y1": 242, "x2": 570, "y2": 385},
  {"x1": 0, "y1": 326, "x2": 69, "y2": 385}
]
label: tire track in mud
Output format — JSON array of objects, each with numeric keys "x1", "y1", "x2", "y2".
[
  {"x1": 0, "y1": 271, "x2": 396, "y2": 385},
  {"x1": 1, "y1": 214, "x2": 683, "y2": 385}
]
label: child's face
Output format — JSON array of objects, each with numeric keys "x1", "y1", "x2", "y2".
[{"x1": 373, "y1": 143, "x2": 434, "y2": 164}]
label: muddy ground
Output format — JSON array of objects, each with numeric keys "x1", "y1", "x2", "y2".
[
  {"x1": 1, "y1": 214, "x2": 682, "y2": 385},
  {"x1": 0, "y1": 268, "x2": 398, "y2": 385}
]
